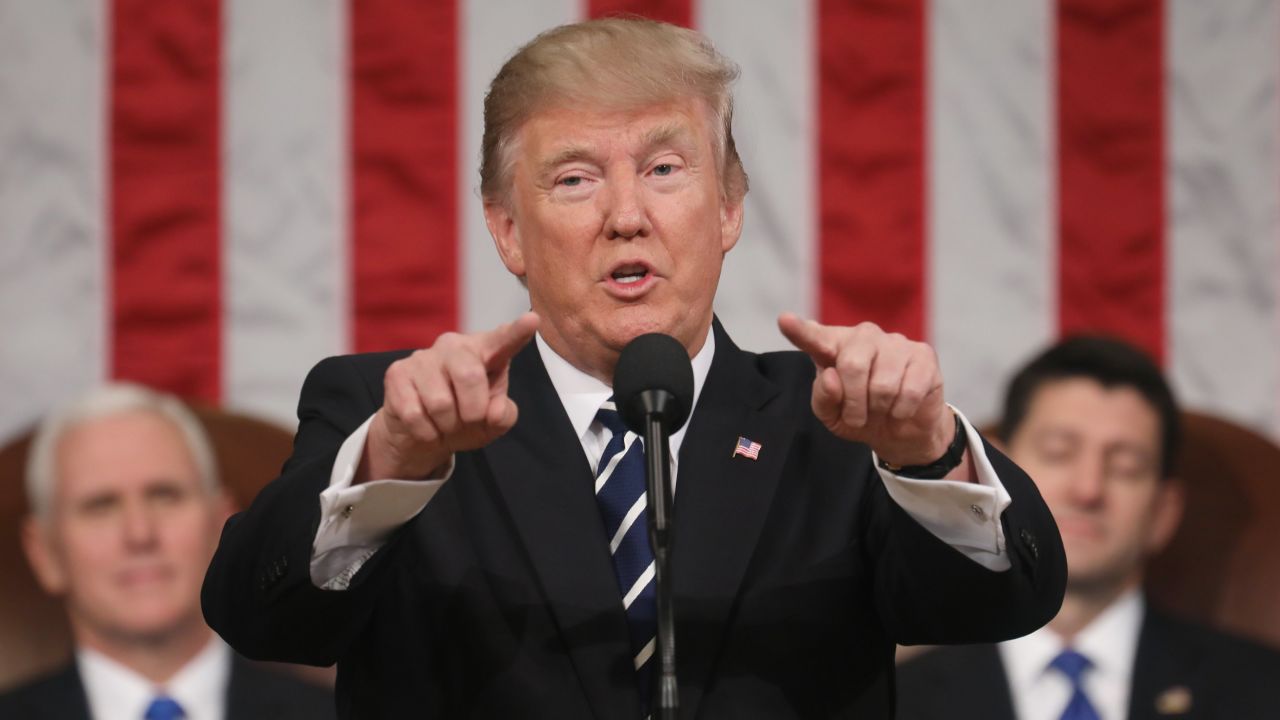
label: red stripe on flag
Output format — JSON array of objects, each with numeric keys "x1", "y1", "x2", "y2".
[
  {"x1": 587, "y1": 0, "x2": 692, "y2": 27},
  {"x1": 1057, "y1": 0, "x2": 1165, "y2": 361},
  {"x1": 817, "y1": 0, "x2": 927, "y2": 339},
  {"x1": 351, "y1": 0, "x2": 459, "y2": 352},
  {"x1": 110, "y1": 0, "x2": 222, "y2": 402}
]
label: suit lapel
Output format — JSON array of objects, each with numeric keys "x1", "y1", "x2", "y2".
[
  {"x1": 669, "y1": 323, "x2": 789, "y2": 718},
  {"x1": 943, "y1": 646, "x2": 1018, "y2": 720},
  {"x1": 38, "y1": 664, "x2": 93, "y2": 720},
  {"x1": 484, "y1": 343, "x2": 638, "y2": 720},
  {"x1": 1128, "y1": 610, "x2": 1201, "y2": 720}
]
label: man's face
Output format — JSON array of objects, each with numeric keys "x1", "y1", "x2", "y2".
[
  {"x1": 485, "y1": 98, "x2": 744, "y2": 379},
  {"x1": 1007, "y1": 378, "x2": 1182, "y2": 595},
  {"x1": 24, "y1": 410, "x2": 229, "y2": 646}
]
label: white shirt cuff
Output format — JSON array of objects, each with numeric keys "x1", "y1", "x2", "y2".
[
  {"x1": 874, "y1": 407, "x2": 1012, "y2": 571},
  {"x1": 309, "y1": 414, "x2": 453, "y2": 589}
]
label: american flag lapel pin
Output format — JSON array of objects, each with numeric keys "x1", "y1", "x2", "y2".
[{"x1": 733, "y1": 436, "x2": 762, "y2": 460}]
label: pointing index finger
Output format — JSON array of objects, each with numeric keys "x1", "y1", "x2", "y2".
[
  {"x1": 777, "y1": 313, "x2": 837, "y2": 367},
  {"x1": 480, "y1": 312, "x2": 541, "y2": 372}
]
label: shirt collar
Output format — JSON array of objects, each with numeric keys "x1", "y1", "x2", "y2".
[
  {"x1": 77, "y1": 635, "x2": 230, "y2": 720},
  {"x1": 535, "y1": 325, "x2": 716, "y2": 447},
  {"x1": 999, "y1": 588, "x2": 1144, "y2": 688}
]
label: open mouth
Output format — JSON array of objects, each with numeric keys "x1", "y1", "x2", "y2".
[{"x1": 610, "y1": 263, "x2": 650, "y2": 285}]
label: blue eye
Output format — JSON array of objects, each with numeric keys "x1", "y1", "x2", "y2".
[
  {"x1": 653, "y1": 164, "x2": 674, "y2": 176},
  {"x1": 559, "y1": 176, "x2": 582, "y2": 187}
]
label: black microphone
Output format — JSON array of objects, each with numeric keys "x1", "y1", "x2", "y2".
[
  {"x1": 613, "y1": 333, "x2": 693, "y2": 720},
  {"x1": 614, "y1": 333, "x2": 695, "y2": 436}
]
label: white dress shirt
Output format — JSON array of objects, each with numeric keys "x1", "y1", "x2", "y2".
[
  {"x1": 999, "y1": 590, "x2": 1145, "y2": 720},
  {"x1": 310, "y1": 327, "x2": 1013, "y2": 589},
  {"x1": 77, "y1": 636, "x2": 230, "y2": 720}
]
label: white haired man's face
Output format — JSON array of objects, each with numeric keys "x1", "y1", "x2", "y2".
[
  {"x1": 23, "y1": 410, "x2": 229, "y2": 648},
  {"x1": 485, "y1": 97, "x2": 744, "y2": 378}
]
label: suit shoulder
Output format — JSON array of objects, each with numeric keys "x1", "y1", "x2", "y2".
[
  {"x1": 0, "y1": 664, "x2": 86, "y2": 718},
  {"x1": 298, "y1": 350, "x2": 413, "y2": 410},
  {"x1": 305, "y1": 349, "x2": 413, "y2": 387},
  {"x1": 230, "y1": 659, "x2": 336, "y2": 719},
  {"x1": 753, "y1": 349, "x2": 818, "y2": 387},
  {"x1": 897, "y1": 643, "x2": 1002, "y2": 684},
  {"x1": 1150, "y1": 610, "x2": 1280, "y2": 670}
]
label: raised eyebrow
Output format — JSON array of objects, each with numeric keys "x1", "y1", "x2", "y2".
[
  {"x1": 539, "y1": 146, "x2": 598, "y2": 177},
  {"x1": 637, "y1": 123, "x2": 694, "y2": 158}
]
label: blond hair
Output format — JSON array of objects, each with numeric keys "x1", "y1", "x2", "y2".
[{"x1": 480, "y1": 16, "x2": 749, "y2": 205}]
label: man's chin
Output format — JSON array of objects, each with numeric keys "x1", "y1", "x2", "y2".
[{"x1": 1063, "y1": 562, "x2": 1138, "y2": 598}]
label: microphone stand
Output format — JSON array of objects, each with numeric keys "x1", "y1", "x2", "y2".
[{"x1": 642, "y1": 405, "x2": 678, "y2": 719}]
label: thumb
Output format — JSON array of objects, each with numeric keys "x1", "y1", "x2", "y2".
[
  {"x1": 778, "y1": 313, "x2": 836, "y2": 367},
  {"x1": 811, "y1": 366, "x2": 844, "y2": 428},
  {"x1": 480, "y1": 312, "x2": 540, "y2": 373}
]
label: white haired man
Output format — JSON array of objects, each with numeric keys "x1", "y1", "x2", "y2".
[
  {"x1": 0, "y1": 383, "x2": 334, "y2": 720},
  {"x1": 204, "y1": 18, "x2": 1066, "y2": 718}
]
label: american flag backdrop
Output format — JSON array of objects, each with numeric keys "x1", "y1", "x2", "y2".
[{"x1": 1, "y1": 0, "x2": 1278, "y2": 446}]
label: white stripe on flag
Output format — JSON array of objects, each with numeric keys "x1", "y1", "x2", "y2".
[
  {"x1": 224, "y1": 0, "x2": 348, "y2": 427},
  {"x1": 1167, "y1": 0, "x2": 1280, "y2": 438},
  {"x1": 460, "y1": 0, "x2": 581, "y2": 333},
  {"x1": 928, "y1": 0, "x2": 1055, "y2": 426},
  {"x1": 698, "y1": 0, "x2": 816, "y2": 352},
  {"x1": 0, "y1": 0, "x2": 107, "y2": 442}
]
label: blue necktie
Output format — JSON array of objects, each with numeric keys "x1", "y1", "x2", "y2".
[
  {"x1": 144, "y1": 696, "x2": 186, "y2": 720},
  {"x1": 594, "y1": 402, "x2": 657, "y2": 715},
  {"x1": 1050, "y1": 649, "x2": 1101, "y2": 720}
]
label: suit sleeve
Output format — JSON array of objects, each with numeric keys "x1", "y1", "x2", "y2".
[
  {"x1": 867, "y1": 437, "x2": 1067, "y2": 646},
  {"x1": 202, "y1": 354, "x2": 405, "y2": 666}
]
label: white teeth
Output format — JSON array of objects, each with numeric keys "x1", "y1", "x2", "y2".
[{"x1": 612, "y1": 267, "x2": 647, "y2": 284}]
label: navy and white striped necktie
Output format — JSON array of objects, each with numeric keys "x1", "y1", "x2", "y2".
[{"x1": 594, "y1": 401, "x2": 657, "y2": 715}]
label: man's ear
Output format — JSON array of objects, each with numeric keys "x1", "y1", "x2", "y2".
[
  {"x1": 214, "y1": 488, "x2": 235, "y2": 525},
  {"x1": 22, "y1": 516, "x2": 67, "y2": 597},
  {"x1": 720, "y1": 194, "x2": 744, "y2": 254},
  {"x1": 485, "y1": 200, "x2": 525, "y2": 277},
  {"x1": 1147, "y1": 477, "x2": 1186, "y2": 554}
]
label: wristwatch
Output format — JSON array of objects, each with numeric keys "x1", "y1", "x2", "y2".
[{"x1": 877, "y1": 411, "x2": 967, "y2": 480}]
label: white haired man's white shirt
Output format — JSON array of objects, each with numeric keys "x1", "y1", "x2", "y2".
[{"x1": 77, "y1": 635, "x2": 229, "y2": 720}]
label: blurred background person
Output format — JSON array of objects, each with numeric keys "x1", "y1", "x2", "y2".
[
  {"x1": 0, "y1": 383, "x2": 334, "y2": 720},
  {"x1": 896, "y1": 336, "x2": 1280, "y2": 719}
]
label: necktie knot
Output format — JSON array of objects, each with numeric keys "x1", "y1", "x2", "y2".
[
  {"x1": 144, "y1": 695, "x2": 186, "y2": 720},
  {"x1": 595, "y1": 405, "x2": 628, "y2": 436},
  {"x1": 1049, "y1": 648, "x2": 1093, "y2": 685}
]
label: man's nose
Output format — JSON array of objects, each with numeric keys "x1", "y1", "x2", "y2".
[
  {"x1": 121, "y1": 500, "x2": 160, "y2": 549},
  {"x1": 1069, "y1": 456, "x2": 1107, "y2": 505},
  {"x1": 601, "y1": 171, "x2": 651, "y2": 240}
]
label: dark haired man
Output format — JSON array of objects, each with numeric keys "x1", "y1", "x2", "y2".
[{"x1": 897, "y1": 336, "x2": 1280, "y2": 720}]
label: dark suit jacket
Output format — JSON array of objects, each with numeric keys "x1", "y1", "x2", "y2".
[
  {"x1": 0, "y1": 654, "x2": 335, "y2": 720},
  {"x1": 202, "y1": 322, "x2": 1066, "y2": 719},
  {"x1": 895, "y1": 605, "x2": 1280, "y2": 720}
]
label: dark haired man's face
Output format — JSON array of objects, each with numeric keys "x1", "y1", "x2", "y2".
[{"x1": 1008, "y1": 378, "x2": 1183, "y2": 597}]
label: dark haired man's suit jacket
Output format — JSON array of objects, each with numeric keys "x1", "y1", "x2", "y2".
[
  {"x1": 0, "y1": 655, "x2": 335, "y2": 720},
  {"x1": 202, "y1": 322, "x2": 1067, "y2": 719},
  {"x1": 895, "y1": 607, "x2": 1280, "y2": 720}
]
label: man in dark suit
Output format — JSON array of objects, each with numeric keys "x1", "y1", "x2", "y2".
[
  {"x1": 0, "y1": 383, "x2": 334, "y2": 720},
  {"x1": 202, "y1": 17, "x2": 1066, "y2": 719},
  {"x1": 896, "y1": 337, "x2": 1280, "y2": 720}
]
